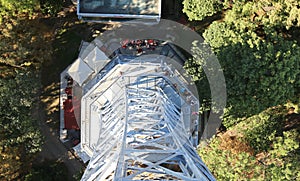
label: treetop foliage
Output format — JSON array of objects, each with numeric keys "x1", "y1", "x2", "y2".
[
  {"x1": 182, "y1": 0, "x2": 223, "y2": 21},
  {"x1": 184, "y1": 0, "x2": 300, "y2": 121},
  {"x1": 0, "y1": 0, "x2": 53, "y2": 179},
  {"x1": 0, "y1": 0, "x2": 38, "y2": 22},
  {"x1": 0, "y1": 69, "x2": 43, "y2": 180},
  {"x1": 183, "y1": 0, "x2": 300, "y2": 30},
  {"x1": 184, "y1": 1, "x2": 300, "y2": 180},
  {"x1": 199, "y1": 107, "x2": 300, "y2": 180}
]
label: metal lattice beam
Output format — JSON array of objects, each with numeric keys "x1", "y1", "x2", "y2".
[{"x1": 81, "y1": 66, "x2": 215, "y2": 180}]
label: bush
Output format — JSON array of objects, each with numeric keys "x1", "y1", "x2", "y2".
[{"x1": 39, "y1": 0, "x2": 63, "y2": 15}]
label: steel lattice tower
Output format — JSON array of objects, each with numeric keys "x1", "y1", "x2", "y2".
[
  {"x1": 61, "y1": 38, "x2": 216, "y2": 180},
  {"x1": 79, "y1": 60, "x2": 215, "y2": 180}
]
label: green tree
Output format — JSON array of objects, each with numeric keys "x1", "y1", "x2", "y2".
[
  {"x1": 258, "y1": 0, "x2": 300, "y2": 30},
  {"x1": 0, "y1": 1, "x2": 51, "y2": 179},
  {"x1": 182, "y1": 0, "x2": 222, "y2": 21},
  {"x1": 185, "y1": 0, "x2": 300, "y2": 125},
  {"x1": 184, "y1": 1, "x2": 300, "y2": 180},
  {"x1": 0, "y1": 0, "x2": 38, "y2": 22},
  {"x1": 199, "y1": 107, "x2": 300, "y2": 180},
  {"x1": 0, "y1": 70, "x2": 43, "y2": 180}
]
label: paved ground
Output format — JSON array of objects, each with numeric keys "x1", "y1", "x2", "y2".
[
  {"x1": 34, "y1": 79, "x2": 84, "y2": 179},
  {"x1": 35, "y1": 109, "x2": 84, "y2": 179},
  {"x1": 34, "y1": 1, "x2": 86, "y2": 179}
]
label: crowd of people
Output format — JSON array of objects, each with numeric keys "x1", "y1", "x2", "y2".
[{"x1": 120, "y1": 39, "x2": 159, "y2": 55}]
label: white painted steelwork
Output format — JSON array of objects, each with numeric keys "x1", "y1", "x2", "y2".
[
  {"x1": 79, "y1": 59, "x2": 215, "y2": 180},
  {"x1": 60, "y1": 38, "x2": 215, "y2": 180}
]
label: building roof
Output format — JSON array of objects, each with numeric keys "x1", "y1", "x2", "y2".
[{"x1": 77, "y1": 0, "x2": 161, "y2": 22}]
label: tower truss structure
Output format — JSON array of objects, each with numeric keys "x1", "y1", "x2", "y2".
[{"x1": 61, "y1": 38, "x2": 215, "y2": 180}]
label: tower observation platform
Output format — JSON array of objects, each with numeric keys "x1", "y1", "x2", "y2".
[{"x1": 60, "y1": 36, "x2": 215, "y2": 180}]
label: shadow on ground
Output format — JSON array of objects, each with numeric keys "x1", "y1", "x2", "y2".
[{"x1": 34, "y1": 3, "x2": 104, "y2": 180}]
